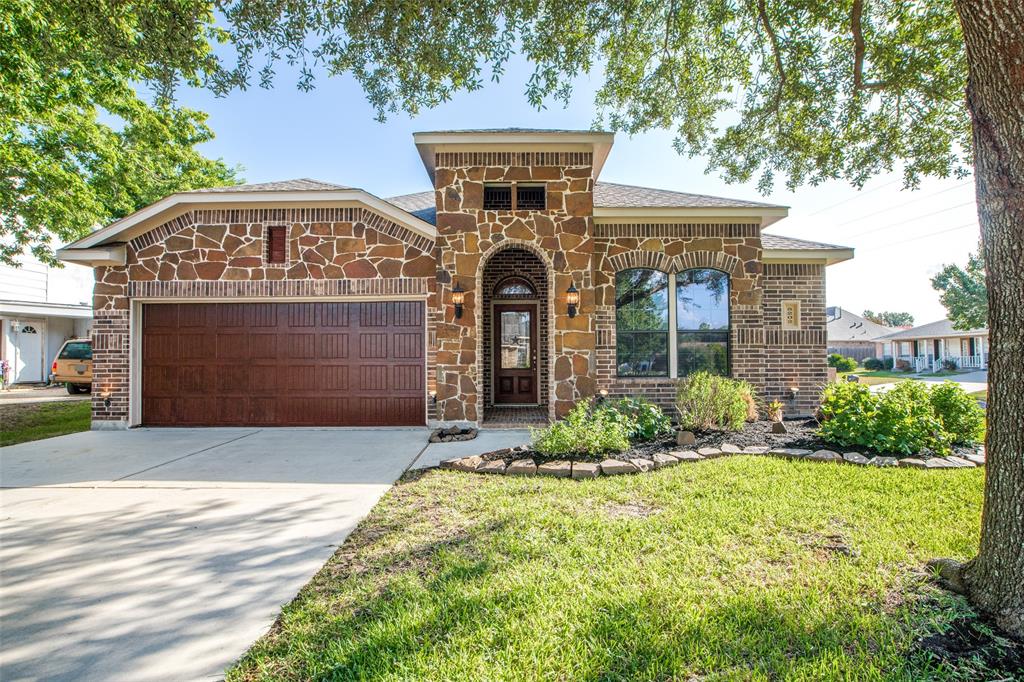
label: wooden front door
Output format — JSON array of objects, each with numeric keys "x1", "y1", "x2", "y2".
[{"x1": 493, "y1": 304, "x2": 538, "y2": 404}]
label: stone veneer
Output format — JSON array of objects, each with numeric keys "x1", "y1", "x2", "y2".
[
  {"x1": 431, "y1": 153, "x2": 597, "y2": 422},
  {"x1": 90, "y1": 207, "x2": 436, "y2": 424},
  {"x1": 89, "y1": 156, "x2": 830, "y2": 427}
]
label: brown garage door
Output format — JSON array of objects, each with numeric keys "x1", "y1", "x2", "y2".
[{"x1": 142, "y1": 301, "x2": 425, "y2": 426}]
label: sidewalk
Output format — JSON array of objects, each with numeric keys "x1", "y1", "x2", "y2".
[{"x1": 869, "y1": 369, "x2": 987, "y2": 395}]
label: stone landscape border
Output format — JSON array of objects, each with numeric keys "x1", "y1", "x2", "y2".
[{"x1": 440, "y1": 443, "x2": 986, "y2": 479}]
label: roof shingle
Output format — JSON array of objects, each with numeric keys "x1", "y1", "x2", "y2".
[{"x1": 195, "y1": 178, "x2": 352, "y2": 193}]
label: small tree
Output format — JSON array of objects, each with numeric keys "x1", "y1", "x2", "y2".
[
  {"x1": 863, "y1": 310, "x2": 914, "y2": 327},
  {"x1": 932, "y1": 249, "x2": 988, "y2": 330}
]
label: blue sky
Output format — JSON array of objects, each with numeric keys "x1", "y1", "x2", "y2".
[{"x1": 175, "y1": 57, "x2": 980, "y2": 325}]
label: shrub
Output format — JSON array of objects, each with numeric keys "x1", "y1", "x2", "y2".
[
  {"x1": 871, "y1": 382, "x2": 949, "y2": 455},
  {"x1": 894, "y1": 359, "x2": 912, "y2": 372},
  {"x1": 817, "y1": 382, "x2": 878, "y2": 449},
  {"x1": 676, "y1": 372, "x2": 753, "y2": 432},
  {"x1": 942, "y1": 358, "x2": 959, "y2": 372},
  {"x1": 766, "y1": 399, "x2": 784, "y2": 422},
  {"x1": 863, "y1": 357, "x2": 885, "y2": 371},
  {"x1": 817, "y1": 380, "x2": 953, "y2": 455},
  {"x1": 828, "y1": 353, "x2": 858, "y2": 372},
  {"x1": 930, "y1": 381, "x2": 985, "y2": 444},
  {"x1": 532, "y1": 400, "x2": 632, "y2": 456},
  {"x1": 606, "y1": 397, "x2": 672, "y2": 441}
]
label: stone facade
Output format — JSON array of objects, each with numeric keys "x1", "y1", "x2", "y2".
[
  {"x1": 84, "y1": 149, "x2": 833, "y2": 428},
  {"x1": 90, "y1": 207, "x2": 436, "y2": 424},
  {"x1": 431, "y1": 153, "x2": 597, "y2": 422}
]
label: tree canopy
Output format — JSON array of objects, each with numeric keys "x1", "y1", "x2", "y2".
[
  {"x1": 932, "y1": 249, "x2": 988, "y2": 329},
  {"x1": 863, "y1": 310, "x2": 914, "y2": 327},
  {"x1": 0, "y1": 1, "x2": 239, "y2": 266}
]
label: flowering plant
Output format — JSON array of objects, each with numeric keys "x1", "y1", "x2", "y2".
[{"x1": 0, "y1": 359, "x2": 10, "y2": 389}]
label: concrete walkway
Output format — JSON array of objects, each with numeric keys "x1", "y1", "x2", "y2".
[
  {"x1": 869, "y1": 369, "x2": 988, "y2": 395},
  {"x1": 0, "y1": 427, "x2": 428, "y2": 681}
]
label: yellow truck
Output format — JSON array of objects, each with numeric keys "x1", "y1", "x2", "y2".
[{"x1": 51, "y1": 338, "x2": 92, "y2": 394}]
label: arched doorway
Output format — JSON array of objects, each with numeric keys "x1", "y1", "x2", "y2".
[{"x1": 481, "y1": 247, "x2": 550, "y2": 423}]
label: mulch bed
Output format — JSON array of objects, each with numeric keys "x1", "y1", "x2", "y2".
[
  {"x1": 481, "y1": 418, "x2": 981, "y2": 465},
  {"x1": 914, "y1": 612, "x2": 1024, "y2": 678}
]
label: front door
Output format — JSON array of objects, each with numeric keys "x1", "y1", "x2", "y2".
[{"x1": 493, "y1": 304, "x2": 537, "y2": 404}]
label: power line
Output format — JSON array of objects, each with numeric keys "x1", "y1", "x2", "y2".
[
  {"x1": 834, "y1": 180, "x2": 973, "y2": 227},
  {"x1": 804, "y1": 179, "x2": 900, "y2": 217},
  {"x1": 844, "y1": 200, "x2": 976, "y2": 240},
  {"x1": 860, "y1": 222, "x2": 978, "y2": 252}
]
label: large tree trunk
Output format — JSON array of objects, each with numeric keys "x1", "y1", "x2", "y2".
[{"x1": 954, "y1": 0, "x2": 1024, "y2": 639}]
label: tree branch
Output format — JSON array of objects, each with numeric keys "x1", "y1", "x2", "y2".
[{"x1": 851, "y1": 0, "x2": 892, "y2": 91}]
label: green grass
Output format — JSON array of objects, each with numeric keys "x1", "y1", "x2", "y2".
[
  {"x1": 0, "y1": 400, "x2": 91, "y2": 446},
  {"x1": 839, "y1": 369, "x2": 914, "y2": 386},
  {"x1": 970, "y1": 390, "x2": 988, "y2": 401},
  {"x1": 228, "y1": 458, "x2": 986, "y2": 681}
]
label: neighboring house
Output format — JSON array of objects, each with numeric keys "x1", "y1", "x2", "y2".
[
  {"x1": 826, "y1": 306, "x2": 893, "y2": 361},
  {"x1": 875, "y1": 319, "x2": 988, "y2": 373},
  {"x1": 1, "y1": 257, "x2": 93, "y2": 384},
  {"x1": 58, "y1": 129, "x2": 853, "y2": 429}
]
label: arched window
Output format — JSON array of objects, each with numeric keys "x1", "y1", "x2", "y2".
[
  {"x1": 493, "y1": 276, "x2": 536, "y2": 298},
  {"x1": 676, "y1": 268, "x2": 729, "y2": 376},
  {"x1": 615, "y1": 269, "x2": 669, "y2": 376}
]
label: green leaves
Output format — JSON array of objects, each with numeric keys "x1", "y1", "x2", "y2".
[
  {"x1": 818, "y1": 379, "x2": 983, "y2": 455},
  {"x1": 931, "y1": 249, "x2": 988, "y2": 330},
  {"x1": 0, "y1": 0, "x2": 239, "y2": 265},
  {"x1": 531, "y1": 399, "x2": 633, "y2": 456}
]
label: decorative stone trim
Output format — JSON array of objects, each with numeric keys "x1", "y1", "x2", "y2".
[
  {"x1": 606, "y1": 250, "x2": 673, "y2": 274},
  {"x1": 595, "y1": 223, "x2": 760, "y2": 239},
  {"x1": 672, "y1": 250, "x2": 744, "y2": 277},
  {"x1": 128, "y1": 277, "x2": 432, "y2": 299},
  {"x1": 439, "y1": 444, "x2": 986, "y2": 478}
]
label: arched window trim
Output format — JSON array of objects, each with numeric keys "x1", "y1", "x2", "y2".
[
  {"x1": 614, "y1": 266, "x2": 731, "y2": 379},
  {"x1": 493, "y1": 275, "x2": 537, "y2": 298}
]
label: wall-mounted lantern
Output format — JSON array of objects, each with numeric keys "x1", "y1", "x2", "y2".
[
  {"x1": 452, "y1": 282, "x2": 465, "y2": 319},
  {"x1": 566, "y1": 282, "x2": 580, "y2": 318}
]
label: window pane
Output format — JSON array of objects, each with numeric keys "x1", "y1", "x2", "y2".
[
  {"x1": 678, "y1": 331, "x2": 729, "y2": 376},
  {"x1": 495, "y1": 277, "x2": 535, "y2": 297},
  {"x1": 677, "y1": 269, "x2": 729, "y2": 331},
  {"x1": 616, "y1": 269, "x2": 669, "y2": 331},
  {"x1": 499, "y1": 311, "x2": 531, "y2": 369},
  {"x1": 59, "y1": 342, "x2": 93, "y2": 360},
  {"x1": 617, "y1": 332, "x2": 669, "y2": 377}
]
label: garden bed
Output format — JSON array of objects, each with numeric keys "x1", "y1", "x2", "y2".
[{"x1": 474, "y1": 418, "x2": 983, "y2": 468}]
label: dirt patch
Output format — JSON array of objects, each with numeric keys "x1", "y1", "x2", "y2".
[
  {"x1": 602, "y1": 501, "x2": 660, "y2": 519},
  {"x1": 914, "y1": 612, "x2": 1024, "y2": 678}
]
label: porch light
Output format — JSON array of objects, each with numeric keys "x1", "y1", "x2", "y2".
[
  {"x1": 452, "y1": 282, "x2": 465, "y2": 319},
  {"x1": 788, "y1": 386, "x2": 800, "y2": 401},
  {"x1": 566, "y1": 282, "x2": 580, "y2": 318},
  {"x1": 429, "y1": 389, "x2": 437, "y2": 404}
]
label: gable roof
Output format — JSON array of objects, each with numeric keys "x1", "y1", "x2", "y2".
[
  {"x1": 194, "y1": 178, "x2": 352, "y2": 192},
  {"x1": 826, "y1": 307, "x2": 894, "y2": 342},
  {"x1": 594, "y1": 182, "x2": 781, "y2": 209},
  {"x1": 57, "y1": 179, "x2": 438, "y2": 265},
  {"x1": 875, "y1": 319, "x2": 988, "y2": 341}
]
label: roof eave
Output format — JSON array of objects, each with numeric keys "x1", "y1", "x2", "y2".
[
  {"x1": 64, "y1": 189, "x2": 438, "y2": 252},
  {"x1": 593, "y1": 206, "x2": 788, "y2": 226},
  {"x1": 56, "y1": 244, "x2": 127, "y2": 267},
  {"x1": 413, "y1": 130, "x2": 616, "y2": 183},
  {"x1": 762, "y1": 247, "x2": 855, "y2": 266}
]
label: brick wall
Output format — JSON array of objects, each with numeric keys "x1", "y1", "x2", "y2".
[{"x1": 761, "y1": 263, "x2": 828, "y2": 415}]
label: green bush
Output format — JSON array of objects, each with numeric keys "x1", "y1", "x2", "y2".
[
  {"x1": 863, "y1": 357, "x2": 885, "y2": 371},
  {"x1": 606, "y1": 397, "x2": 672, "y2": 441},
  {"x1": 930, "y1": 381, "x2": 986, "y2": 444},
  {"x1": 676, "y1": 371, "x2": 753, "y2": 432},
  {"x1": 532, "y1": 400, "x2": 632, "y2": 456},
  {"x1": 871, "y1": 382, "x2": 949, "y2": 455},
  {"x1": 828, "y1": 353, "x2": 858, "y2": 372},
  {"x1": 817, "y1": 380, "x2": 968, "y2": 455}
]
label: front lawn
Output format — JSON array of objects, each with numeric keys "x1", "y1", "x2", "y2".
[
  {"x1": 0, "y1": 400, "x2": 91, "y2": 447},
  {"x1": 229, "y1": 458, "x2": 994, "y2": 681},
  {"x1": 839, "y1": 368, "x2": 913, "y2": 385}
]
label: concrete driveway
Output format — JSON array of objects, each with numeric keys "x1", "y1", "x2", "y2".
[{"x1": 0, "y1": 427, "x2": 429, "y2": 681}]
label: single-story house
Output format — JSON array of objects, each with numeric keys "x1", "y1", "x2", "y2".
[
  {"x1": 826, "y1": 306, "x2": 894, "y2": 361},
  {"x1": 875, "y1": 319, "x2": 988, "y2": 373},
  {"x1": 57, "y1": 129, "x2": 853, "y2": 429},
  {"x1": 1, "y1": 258, "x2": 93, "y2": 384}
]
